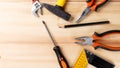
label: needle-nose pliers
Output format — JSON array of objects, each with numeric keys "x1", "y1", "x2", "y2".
[{"x1": 76, "y1": 0, "x2": 109, "y2": 23}]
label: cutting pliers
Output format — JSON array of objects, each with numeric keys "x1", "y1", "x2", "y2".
[
  {"x1": 32, "y1": 0, "x2": 43, "y2": 17},
  {"x1": 76, "y1": 0, "x2": 109, "y2": 23},
  {"x1": 75, "y1": 30, "x2": 120, "y2": 51}
]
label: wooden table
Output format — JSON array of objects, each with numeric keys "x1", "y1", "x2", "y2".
[{"x1": 0, "y1": 0, "x2": 120, "y2": 68}]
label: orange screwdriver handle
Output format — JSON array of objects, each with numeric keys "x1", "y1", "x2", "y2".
[
  {"x1": 53, "y1": 46, "x2": 69, "y2": 68},
  {"x1": 86, "y1": 0, "x2": 95, "y2": 7},
  {"x1": 91, "y1": 0, "x2": 109, "y2": 11},
  {"x1": 93, "y1": 42, "x2": 120, "y2": 51}
]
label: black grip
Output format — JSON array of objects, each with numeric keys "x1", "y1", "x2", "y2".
[
  {"x1": 86, "y1": 0, "x2": 92, "y2": 2},
  {"x1": 85, "y1": 50, "x2": 115, "y2": 68},
  {"x1": 95, "y1": 0, "x2": 109, "y2": 11},
  {"x1": 94, "y1": 30, "x2": 120, "y2": 37},
  {"x1": 53, "y1": 46, "x2": 69, "y2": 68}
]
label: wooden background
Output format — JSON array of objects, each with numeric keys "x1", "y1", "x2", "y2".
[{"x1": 0, "y1": 0, "x2": 120, "y2": 68}]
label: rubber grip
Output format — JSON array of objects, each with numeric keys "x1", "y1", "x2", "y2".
[
  {"x1": 92, "y1": 30, "x2": 120, "y2": 40},
  {"x1": 85, "y1": 50, "x2": 115, "y2": 68},
  {"x1": 93, "y1": 42, "x2": 120, "y2": 51},
  {"x1": 87, "y1": 0, "x2": 95, "y2": 7},
  {"x1": 91, "y1": 0, "x2": 109, "y2": 11},
  {"x1": 53, "y1": 46, "x2": 69, "y2": 68},
  {"x1": 56, "y1": 0, "x2": 66, "y2": 7},
  {"x1": 92, "y1": 30, "x2": 120, "y2": 51}
]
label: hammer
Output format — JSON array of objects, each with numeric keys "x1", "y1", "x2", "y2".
[{"x1": 43, "y1": 0, "x2": 71, "y2": 21}]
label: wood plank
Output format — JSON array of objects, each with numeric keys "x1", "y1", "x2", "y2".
[
  {"x1": 0, "y1": 0, "x2": 120, "y2": 2},
  {"x1": 0, "y1": 2, "x2": 119, "y2": 68},
  {"x1": 0, "y1": 44, "x2": 120, "y2": 68}
]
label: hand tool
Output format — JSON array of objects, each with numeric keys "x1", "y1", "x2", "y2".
[
  {"x1": 73, "y1": 48, "x2": 88, "y2": 68},
  {"x1": 42, "y1": 21, "x2": 69, "y2": 68},
  {"x1": 42, "y1": 0, "x2": 71, "y2": 21},
  {"x1": 75, "y1": 30, "x2": 120, "y2": 51},
  {"x1": 85, "y1": 49, "x2": 115, "y2": 68},
  {"x1": 59, "y1": 21, "x2": 109, "y2": 28},
  {"x1": 32, "y1": 0, "x2": 43, "y2": 17},
  {"x1": 76, "y1": 0, "x2": 109, "y2": 23}
]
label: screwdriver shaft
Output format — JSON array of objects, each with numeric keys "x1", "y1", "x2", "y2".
[{"x1": 42, "y1": 21, "x2": 56, "y2": 46}]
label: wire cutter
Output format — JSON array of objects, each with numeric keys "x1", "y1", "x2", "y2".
[
  {"x1": 32, "y1": 0, "x2": 43, "y2": 17},
  {"x1": 76, "y1": 0, "x2": 109, "y2": 23},
  {"x1": 75, "y1": 30, "x2": 120, "y2": 51}
]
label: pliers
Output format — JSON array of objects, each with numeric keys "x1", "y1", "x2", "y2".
[
  {"x1": 32, "y1": 0, "x2": 43, "y2": 17},
  {"x1": 76, "y1": 0, "x2": 109, "y2": 23},
  {"x1": 75, "y1": 30, "x2": 120, "y2": 51}
]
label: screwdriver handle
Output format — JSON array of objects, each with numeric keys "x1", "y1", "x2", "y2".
[{"x1": 53, "y1": 46, "x2": 69, "y2": 68}]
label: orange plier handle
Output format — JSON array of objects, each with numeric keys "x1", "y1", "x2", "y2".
[
  {"x1": 92, "y1": 30, "x2": 120, "y2": 51},
  {"x1": 87, "y1": 0, "x2": 109, "y2": 11}
]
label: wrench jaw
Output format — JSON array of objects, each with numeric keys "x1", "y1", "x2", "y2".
[
  {"x1": 32, "y1": 11, "x2": 39, "y2": 17},
  {"x1": 32, "y1": 0, "x2": 42, "y2": 17},
  {"x1": 75, "y1": 36, "x2": 94, "y2": 45},
  {"x1": 38, "y1": 9, "x2": 42, "y2": 15}
]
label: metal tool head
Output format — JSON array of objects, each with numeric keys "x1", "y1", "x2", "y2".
[
  {"x1": 75, "y1": 36, "x2": 93, "y2": 45},
  {"x1": 76, "y1": 7, "x2": 91, "y2": 23},
  {"x1": 32, "y1": 0, "x2": 43, "y2": 17}
]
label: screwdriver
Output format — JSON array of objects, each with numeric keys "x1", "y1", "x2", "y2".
[{"x1": 42, "y1": 21, "x2": 69, "y2": 68}]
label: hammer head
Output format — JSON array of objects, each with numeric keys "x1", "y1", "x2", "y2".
[{"x1": 43, "y1": 3, "x2": 71, "y2": 21}]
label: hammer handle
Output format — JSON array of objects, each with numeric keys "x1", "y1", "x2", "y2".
[{"x1": 56, "y1": 0, "x2": 66, "y2": 7}]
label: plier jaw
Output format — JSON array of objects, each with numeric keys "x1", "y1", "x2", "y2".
[
  {"x1": 75, "y1": 36, "x2": 93, "y2": 45},
  {"x1": 32, "y1": 0, "x2": 43, "y2": 17}
]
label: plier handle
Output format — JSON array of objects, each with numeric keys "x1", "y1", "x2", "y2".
[
  {"x1": 87, "y1": 0, "x2": 109, "y2": 11},
  {"x1": 75, "y1": 30, "x2": 120, "y2": 51}
]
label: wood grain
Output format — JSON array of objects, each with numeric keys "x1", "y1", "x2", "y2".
[
  {"x1": 0, "y1": 1, "x2": 119, "y2": 68},
  {"x1": 0, "y1": 0, "x2": 120, "y2": 2}
]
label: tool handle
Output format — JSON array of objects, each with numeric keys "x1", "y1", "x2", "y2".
[
  {"x1": 85, "y1": 50, "x2": 115, "y2": 68},
  {"x1": 56, "y1": 0, "x2": 66, "y2": 7},
  {"x1": 93, "y1": 42, "x2": 120, "y2": 51},
  {"x1": 86, "y1": 0, "x2": 95, "y2": 7},
  {"x1": 53, "y1": 46, "x2": 69, "y2": 68},
  {"x1": 32, "y1": 0, "x2": 38, "y2": 3},
  {"x1": 91, "y1": 0, "x2": 109, "y2": 11},
  {"x1": 92, "y1": 30, "x2": 120, "y2": 40},
  {"x1": 92, "y1": 30, "x2": 120, "y2": 51}
]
